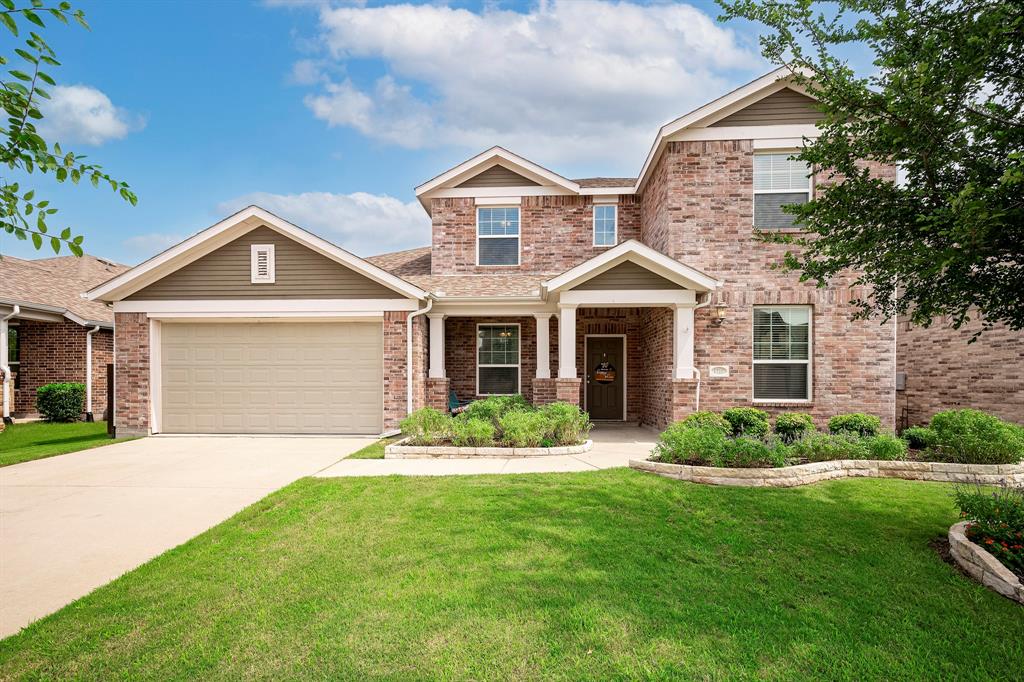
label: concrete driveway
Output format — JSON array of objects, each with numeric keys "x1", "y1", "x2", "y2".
[{"x1": 0, "y1": 435, "x2": 373, "y2": 638}]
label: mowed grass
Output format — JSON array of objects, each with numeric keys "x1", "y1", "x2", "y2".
[
  {"x1": 345, "y1": 436, "x2": 397, "y2": 459},
  {"x1": 1, "y1": 470, "x2": 1021, "y2": 680},
  {"x1": 0, "y1": 421, "x2": 126, "y2": 467}
]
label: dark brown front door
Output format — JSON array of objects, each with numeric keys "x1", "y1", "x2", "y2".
[{"x1": 586, "y1": 336, "x2": 624, "y2": 420}]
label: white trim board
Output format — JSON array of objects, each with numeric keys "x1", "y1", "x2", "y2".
[{"x1": 113, "y1": 299, "x2": 419, "y2": 314}]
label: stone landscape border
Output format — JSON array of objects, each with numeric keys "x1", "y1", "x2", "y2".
[
  {"x1": 629, "y1": 458, "x2": 1024, "y2": 488},
  {"x1": 385, "y1": 439, "x2": 593, "y2": 459},
  {"x1": 948, "y1": 521, "x2": 1024, "y2": 604}
]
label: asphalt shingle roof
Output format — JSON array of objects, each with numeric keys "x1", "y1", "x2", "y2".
[
  {"x1": 0, "y1": 254, "x2": 128, "y2": 324},
  {"x1": 366, "y1": 247, "x2": 548, "y2": 298}
]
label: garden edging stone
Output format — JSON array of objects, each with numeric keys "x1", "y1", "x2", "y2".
[
  {"x1": 948, "y1": 521, "x2": 1024, "y2": 604},
  {"x1": 385, "y1": 439, "x2": 593, "y2": 459}
]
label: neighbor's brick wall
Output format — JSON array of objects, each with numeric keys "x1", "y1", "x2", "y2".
[
  {"x1": 640, "y1": 140, "x2": 897, "y2": 429},
  {"x1": 13, "y1": 319, "x2": 113, "y2": 419},
  {"x1": 430, "y1": 195, "x2": 641, "y2": 275},
  {"x1": 114, "y1": 312, "x2": 149, "y2": 436},
  {"x1": 897, "y1": 317, "x2": 1024, "y2": 426}
]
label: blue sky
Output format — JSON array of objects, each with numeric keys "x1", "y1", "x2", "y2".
[{"x1": 1, "y1": 0, "x2": 782, "y2": 264}]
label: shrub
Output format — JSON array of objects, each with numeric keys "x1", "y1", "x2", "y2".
[
  {"x1": 902, "y1": 426, "x2": 937, "y2": 450},
  {"x1": 499, "y1": 410, "x2": 551, "y2": 448},
  {"x1": 774, "y1": 412, "x2": 816, "y2": 443},
  {"x1": 679, "y1": 411, "x2": 731, "y2": 435},
  {"x1": 789, "y1": 432, "x2": 869, "y2": 462},
  {"x1": 399, "y1": 408, "x2": 452, "y2": 446},
  {"x1": 828, "y1": 413, "x2": 881, "y2": 438},
  {"x1": 722, "y1": 407, "x2": 770, "y2": 438},
  {"x1": 462, "y1": 395, "x2": 530, "y2": 426},
  {"x1": 540, "y1": 402, "x2": 591, "y2": 446},
  {"x1": 954, "y1": 482, "x2": 1024, "y2": 579},
  {"x1": 36, "y1": 382, "x2": 85, "y2": 422},
  {"x1": 450, "y1": 417, "x2": 496, "y2": 447},
  {"x1": 653, "y1": 424, "x2": 728, "y2": 465},
  {"x1": 863, "y1": 434, "x2": 908, "y2": 461},
  {"x1": 718, "y1": 436, "x2": 788, "y2": 468},
  {"x1": 924, "y1": 409, "x2": 1024, "y2": 465}
]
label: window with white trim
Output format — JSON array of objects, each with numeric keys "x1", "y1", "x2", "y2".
[
  {"x1": 477, "y1": 207, "x2": 519, "y2": 266},
  {"x1": 753, "y1": 306, "x2": 811, "y2": 401},
  {"x1": 250, "y1": 244, "x2": 275, "y2": 283},
  {"x1": 593, "y1": 204, "x2": 617, "y2": 247},
  {"x1": 753, "y1": 152, "x2": 811, "y2": 229},
  {"x1": 477, "y1": 324, "x2": 520, "y2": 395}
]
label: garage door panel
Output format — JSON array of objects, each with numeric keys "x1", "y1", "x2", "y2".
[{"x1": 161, "y1": 321, "x2": 383, "y2": 434}]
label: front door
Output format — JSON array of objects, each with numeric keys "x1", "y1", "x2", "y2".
[{"x1": 585, "y1": 336, "x2": 624, "y2": 420}]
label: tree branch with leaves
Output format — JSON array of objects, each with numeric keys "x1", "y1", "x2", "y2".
[{"x1": 1, "y1": 0, "x2": 136, "y2": 256}]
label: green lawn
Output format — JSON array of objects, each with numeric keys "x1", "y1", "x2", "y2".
[
  {"x1": 0, "y1": 421, "x2": 127, "y2": 467},
  {"x1": 1, "y1": 471, "x2": 1021, "y2": 680},
  {"x1": 345, "y1": 436, "x2": 397, "y2": 459}
]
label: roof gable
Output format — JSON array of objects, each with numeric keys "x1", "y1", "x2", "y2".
[
  {"x1": 456, "y1": 164, "x2": 540, "y2": 188},
  {"x1": 709, "y1": 87, "x2": 822, "y2": 127},
  {"x1": 544, "y1": 240, "x2": 720, "y2": 294}
]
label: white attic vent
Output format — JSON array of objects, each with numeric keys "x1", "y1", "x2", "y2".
[{"x1": 250, "y1": 244, "x2": 275, "y2": 283}]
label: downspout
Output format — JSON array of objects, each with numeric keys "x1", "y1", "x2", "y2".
[
  {"x1": 407, "y1": 297, "x2": 433, "y2": 416},
  {"x1": 1, "y1": 305, "x2": 19, "y2": 424},
  {"x1": 85, "y1": 325, "x2": 100, "y2": 422},
  {"x1": 690, "y1": 293, "x2": 712, "y2": 413}
]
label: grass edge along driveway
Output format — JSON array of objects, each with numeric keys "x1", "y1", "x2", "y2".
[
  {"x1": 0, "y1": 421, "x2": 131, "y2": 467},
  {"x1": 0, "y1": 470, "x2": 1021, "y2": 680}
]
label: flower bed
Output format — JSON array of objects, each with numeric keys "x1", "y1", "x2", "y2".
[
  {"x1": 385, "y1": 438, "x2": 593, "y2": 459},
  {"x1": 949, "y1": 521, "x2": 1024, "y2": 604}
]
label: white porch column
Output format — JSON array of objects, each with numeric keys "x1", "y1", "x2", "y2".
[
  {"x1": 427, "y1": 313, "x2": 446, "y2": 379},
  {"x1": 1, "y1": 315, "x2": 9, "y2": 422},
  {"x1": 673, "y1": 305, "x2": 695, "y2": 379},
  {"x1": 534, "y1": 313, "x2": 551, "y2": 379},
  {"x1": 557, "y1": 305, "x2": 577, "y2": 379}
]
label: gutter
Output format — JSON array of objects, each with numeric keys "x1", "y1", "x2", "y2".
[
  {"x1": 1, "y1": 305, "x2": 19, "y2": 424},
  {"x1": 690, "y1": 293, "x2": 712, "y2": 412},
  {"x1": 85, "y1": 325, "x2": 100, "y2": 421},
  {"x1": 407, "y1": 297, "x2": 434, "y2": 415}
]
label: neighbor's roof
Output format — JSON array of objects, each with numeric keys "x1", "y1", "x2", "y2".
[
  {"x1": 0, "y1": 254, "x2": 128, "y2": 325},
  {"x1": 367, "y1": 246, "x2": 548, "y2": 298}
]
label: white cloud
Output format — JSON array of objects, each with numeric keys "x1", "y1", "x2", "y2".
[
  {"x1": 217, "y1": 191, "x2": 429, "y2": 256},
  {"x1": 297, "y1": 0, "x2": 762, "y2": 169},
  {"x1": 40, "y1": 85, "x2": 144, "y2": 146}
]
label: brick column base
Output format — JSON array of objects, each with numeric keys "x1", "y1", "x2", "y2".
[
  {"x1": 531, "y1": 378, "x2": 557, "y2": 406},
  {"x1": 426, "y1": 377, "x2": 450, "y2": 411},
  {"x1": 554, "y1": 378, "x2": 583, "y2": 406},
  {"x1": 671, "y1": 378, "x2": 700, "y2": 424}
]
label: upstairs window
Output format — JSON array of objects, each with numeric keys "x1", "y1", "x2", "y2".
[
  {"x1": 250, "y1": 244, "x2": 275, "y2": 283},
  {"x1": 753, "y1": 305, "x2": 811, "y2": 401},
  {"x1": 593, "y1": 204, "x2": 617, "y2": 247},
  {"x1": 753, "y1": 152, "x2": 811, "y2": 229},
  {"x1": 477, "y1": 207, "x2": 519, "y2": 266},
  {"x1": 477, "y1": 324, "x2": 520, "y2": 395}
]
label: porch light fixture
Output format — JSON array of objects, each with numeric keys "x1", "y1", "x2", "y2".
[{"x1": 712, "y1": 303, "x2": 728, "y2": 325}]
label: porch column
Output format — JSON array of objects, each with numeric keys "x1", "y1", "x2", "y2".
[
  {"x1": 534, "y1": 313, "x2": 551, "y2": 379},
  {"x1": 673, "y1": 304, "x2": 694, "y2": 379},
  {"x1": 557, "y1": 305, "x2": 577, "y2": 378},
  {"x1": 0, "y1": 314, "x2": 9, "y2": 423},
  {"x1": 427, "y1": 313, "x2": 445, "y2": 378}
]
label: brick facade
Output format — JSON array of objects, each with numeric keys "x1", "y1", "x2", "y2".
[
  {"x1": 113, "y1": 312, "x2": 150, "y2": 436},
  {"x1": 897, "y1": 317, "x2": 1024, "y2": 427},
  {"x1": 11, "y1": 319, "x2": 113, "y2": 420}
]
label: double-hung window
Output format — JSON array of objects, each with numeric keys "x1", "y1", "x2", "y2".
[
  {"x1": 593, "y1": 204, "x2": 617, "y2": 247},
  {"x1": 477, "y1": 324, "x2": 520, "y2": 395},
  {"x1": 753, "y1": 306, "x2": 812, "y2": 401},
  {"x1": 477, "y1": 207, "x2": 519, "y2": 266},
  {"x1": 753, "y1": 152, "x2": 812, "y2": 229}
]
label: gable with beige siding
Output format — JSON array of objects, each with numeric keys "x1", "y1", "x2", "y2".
[
  {"x1": 572, "y1": 261, "x2": 680, "y2": 290},
  {"x1": 456, "y1": 164, "x2": 541, "y2": 188},
  {"x1": 710, "y1": 88, "x2": 823, "y2": 127}
]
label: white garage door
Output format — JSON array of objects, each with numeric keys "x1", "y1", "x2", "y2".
[{"x1": 160, "y1": 321, "x2": 383, "y2": 434}]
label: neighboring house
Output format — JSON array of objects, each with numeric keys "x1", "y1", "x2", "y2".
[
  {"x1": 88, "y1": 67, "x2": 1018, "y2": 437},
  {"x1": 1, "y1": 254, "x2": 127, "y2": 423}
]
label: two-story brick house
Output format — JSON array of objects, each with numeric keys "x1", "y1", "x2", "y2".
[{"x1": 88, "y1": 68, "x2": 900, "y2": 436}]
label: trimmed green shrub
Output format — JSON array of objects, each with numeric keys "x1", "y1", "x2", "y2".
[
  {"x1": 540, "y1": 401, "x2": 591, "y2": 446},
  {"x1": 499, "y1": 410, "x2": 551, "y2": 448},
  {"x1": 955, "y1": 482, "x2": 1024, "y2": 579},
  {"x1": 828, "y1": 413, "x2": 881, "y2": 438},
  {"x1": 450, "y1": 417, "x2": 496, "y2": 447},
  {"x1": 462, "y1": 395, "x2": 530, "y2": 426},
  {"x1": 679, "y1": 411, "x2": 731, "y2": 435},
  {"x1": 718, "y1": 436, "x2": 788, "y2": 468},
  {"x1": 901, "y1": 426, "x2": 937, "y2": 450},
  {"x1": 722, "y1": 407, "x2": 770, "y2": 438},
  {"x1": 653, "y1": 424, "x2": 728, "y2": 465},
  {"x1": 924, "y1": 409, "x2": 1024, "y2": 465},
  {"x1": 399, "y1": 408, "x2": 452, "y2": 446},
  {"x1": 36, "y1": 382, "x2": 85, "y2": 422},
  {"x1": 790, "y1": 432, "x2": 869, "y2": 462},
  {"x1": 774, "y1": 412, "x2": 816, "y2": 443},
  {"x1": 863, "y1": 434, "x2": 908, "y2": 461}
]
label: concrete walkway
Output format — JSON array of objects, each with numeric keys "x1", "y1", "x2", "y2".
[
  {"x1": 0, "y1": 435, "x2": 373, "y2": 638},
  {"x1": 316, "y1": 423, "x2": 657, "y2": 477}
]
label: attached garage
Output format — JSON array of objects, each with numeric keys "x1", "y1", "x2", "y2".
[{"x1": 159, "y1": 321, "x2": 383, "y2": 434}]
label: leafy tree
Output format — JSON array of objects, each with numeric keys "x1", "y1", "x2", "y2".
[
  {"x1": 1, "y1": 0, "x2": 136, "y2": 256},
  {"x1": 718, "y1": 0, "x2": 1023, "y2": 336}
]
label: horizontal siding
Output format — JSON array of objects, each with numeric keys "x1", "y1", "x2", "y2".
[
  {"x1": 574, "y1": 261, "x2": 679, "y2": 290},
  {"x1": 456, "y1": 164, "x2": 540, "y2": 188},
  {"x1": 128, "y1": 226, "x2": 404, "y2": 300},
  {"x1": 710, "y1": 88, "x2": 823, "y2": 127}
]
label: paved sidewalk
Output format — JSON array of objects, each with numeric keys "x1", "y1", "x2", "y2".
[{"x1": 316, "y1": 423, "x2": 657, "y2": 478}]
